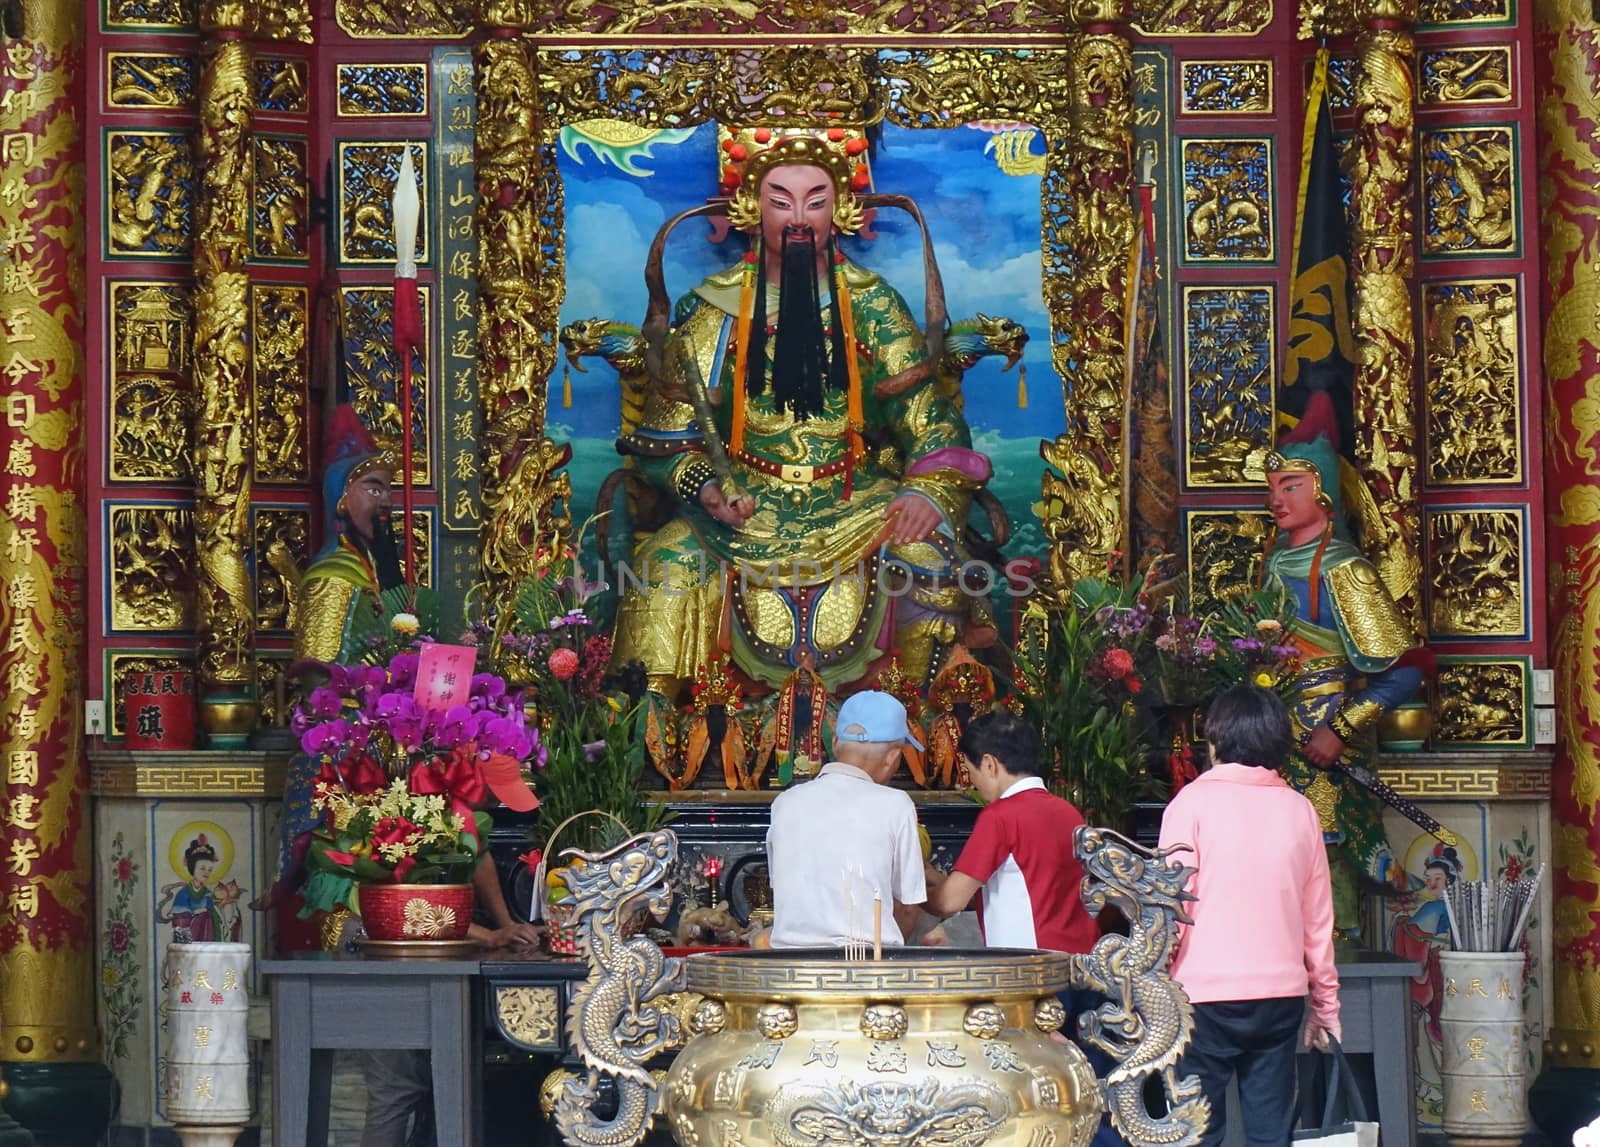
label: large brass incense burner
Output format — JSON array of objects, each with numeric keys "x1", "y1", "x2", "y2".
[{"x1": 553, "y1": 829, "x2": 1209, "y2": 1147}]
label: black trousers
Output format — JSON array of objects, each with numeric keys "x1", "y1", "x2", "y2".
[{"x1": 1178, "y1": 996, "x2": 1305, "y2": 1147}]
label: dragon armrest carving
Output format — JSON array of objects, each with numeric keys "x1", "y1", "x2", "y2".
[
  {"x1": 554, "y1": 829, "x2": 686, "y2": 1147},
  {"x1": 1067, "y1": 826, "x2": 1211, "y2": 1147}
]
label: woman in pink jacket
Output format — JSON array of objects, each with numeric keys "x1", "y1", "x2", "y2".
[{"x1": 1158, "y1": 684, "x2": 1341, "y2": 1147}]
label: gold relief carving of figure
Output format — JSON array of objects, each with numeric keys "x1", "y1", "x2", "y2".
[
  {"x1": 1181, "y1": 285, "x2": 1275, "y2": 486},
  {"x1": 338, "y1": 141, "x2": 430, "y2": 263},
  {"x1": 1183, "y1": 509, "x2": 1271, "y2": 613},
  {"x1": 1421, "y1": 279, "x2": 1520, "y2": 485},
  {"x1": 244, "y1": 0, "x2": 313, "y2": 42},
  {"x1": 1427, "y1": 508, "x2": 1525, "y2": 638},
  {"x1": 1434, "y1": 661, "x2": 1527, "y2": 746},
  {"x1": 192, "y1": 28, "x2": 256, "y2": 697},
  {"x1": 252, "y1": 284, "x2": 309, "y2": 483},
  {"x1": 110, "y1": 282, "x2": 194, "y2": 482},
  {"x1": 539, "y1": 50, "x2": 713, "y2": 127},
  {"x1": 254, "y1": 56, "x2": 308, "y2": 114},
  {"x1": 252, "y1": 508, "x2": 310, "y2": 632},
  {"x1": 1181, "y1": 139, "x2": 1273, "y2": 261},
  {"x1": 1179, "y1": 60, "x2": 1272, "y2": 114},
  {"x1": 1421, "y1": 126, "x2": 1517, "y2": 255},
  {"x1": 477, "y1": 36, "x2": 570, "y2": 605},
  {"x1": 722, "y1": 48, "x2": 876, "y2": 122},
  {"x1": 1419, "y1": 47, "x2": 1512, "y2": 105},
  {"x1": 107, "y1": 54, "x2": 197, "y2": 108},
  {"x1": 109, "y1": 506, "x2": 197, "y2": 631},
  {"x1": 252, "y1": 137, "x2": 308, "y2": 260},
  {"x1": 878, "y1": 49, "x2": 1056, "y2": 127},
  {"x1": 107, "y1": 132, "x2": 194, "y2": 257},
  {"x1": 1345, "y1": 18, "x2": 1424, "y2": 632}
]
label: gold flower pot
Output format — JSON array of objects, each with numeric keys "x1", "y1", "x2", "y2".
[{"x1": 660, "y1": 948, "x2": 1101, "y2": 1147}]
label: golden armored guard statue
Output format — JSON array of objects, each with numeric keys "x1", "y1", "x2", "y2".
[
  {"x1": 612, "y1": 129, "x2": 996, "y2": 700},
  {"x1": 1262, "y1": 393, "x2": 1425, "y2": 938}
]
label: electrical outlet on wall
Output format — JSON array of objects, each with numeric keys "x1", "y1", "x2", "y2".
[
  {"x1": 1535, "y1": 707, "x2": 1556, "y2": 745},
  {"x1": 84, "y1": 700, "x2": 105, "y2": 736},
  {"x1": 1533, "y1": 669, "x2": 1555, "y2": 707}
]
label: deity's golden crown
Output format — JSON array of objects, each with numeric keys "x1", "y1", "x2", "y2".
[
  {"x1": 1264, "y1": 451, "x2": 1334, "y2": 512},
  {"x1": 718, "y1": 126, "x2": 872, "y2": 235}
]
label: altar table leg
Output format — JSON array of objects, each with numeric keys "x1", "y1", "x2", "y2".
[
  {"x1": 429, "y1": 977, "x2": 478, "y2": 1147},
  {"x1": 273, "y1": 976, "x2": 334, "y2": 1147},
  {"x1": 1369, "y1": 979, "x2": 1417, "y2": 1147}
]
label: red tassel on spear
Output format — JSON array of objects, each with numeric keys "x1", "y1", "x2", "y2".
[{"x1": 391, "y1": 146, "x2": 423, "y2": 604}]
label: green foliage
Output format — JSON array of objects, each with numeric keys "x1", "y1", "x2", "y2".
[
  {"x1": 531, "y1": 703, "x2": 673, "y2": 857},
  {"x1": 1007, "y1": 580, "x2": 1157, "y2": 832}
]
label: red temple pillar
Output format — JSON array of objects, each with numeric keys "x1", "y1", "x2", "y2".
[{"x1": 0, "y1": 0, "x2": 114, "y2": 1139}]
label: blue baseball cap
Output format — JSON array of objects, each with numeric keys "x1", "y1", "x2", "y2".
[{"x1": 835, "y1": 690, "x2": 924, "y2": 750}]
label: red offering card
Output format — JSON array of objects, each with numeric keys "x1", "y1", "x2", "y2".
[{"x1": 414, "y1": 643, "x2": 476, "y2": 712}]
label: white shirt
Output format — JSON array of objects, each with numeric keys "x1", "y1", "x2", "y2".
[
  {"x1": 766, "y1": 762, "x2": 927, "y2": 949},
  {"x1": 976, "y1": 776, "x2": 1048, "y2": 949}
]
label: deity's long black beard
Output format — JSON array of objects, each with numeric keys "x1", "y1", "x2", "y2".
[
  {"x1": 747, "y1": 230, "x2": 849, "y2": 420},
  {"x1": 367, "y1": 510, "x2": 406, "y2": 592}
]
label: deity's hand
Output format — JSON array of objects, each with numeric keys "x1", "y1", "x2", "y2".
[
  {"x1": 1303, "y1": 724, "x2": 1347, "y2": 769},
  {"x1": 884, "y1": 494, "x2": 942, "y2": 546},
  {"x1": 701, "y1": 481, "x2": 755, "y2": 528}
]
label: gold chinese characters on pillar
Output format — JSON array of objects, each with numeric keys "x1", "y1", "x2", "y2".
[{"x1": 0, "y1": 0, "x2": 101, "y2": 1069}]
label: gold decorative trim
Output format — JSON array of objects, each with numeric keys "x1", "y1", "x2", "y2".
[
  {"x1": 1420, "y1": 278, "x2": 1523, "y2": 486},
  {"x1": 88, "y1": 751, "x2": 289, "y2": 797},
  {"x1": 1426, "y1": 506, "x2": 1526, "y2": 638},
  {"x1": 682, "y1": 951, "x2": 1072, "y2": 997},
  {"x1": 1419, "y1": 45, "x2": 1513, "y2": 106},
  {"x1": 337, "y1": 62, "x2": 429, "y2": 116},
  {"x1": 1376, "y1": 764, "x2": 1551, "y2": 799},
  {"x1": 107, "y1": 53, "x2": 198, "y2": 110}
]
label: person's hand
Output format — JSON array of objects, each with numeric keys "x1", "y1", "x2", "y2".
[
  {"x1": 1303, "y1": 725, "x2": 1346, "y2": 769},
  {"x1": 1302, "y1": 1016, "x2": 1341, "y2": 1051},
  {"x1": 884, "y1": 494, "x2": 941, "y2": 546},
  {"x1": 920, "y1": 924, "x2": 948, "y2": 947},
  {"x1": 700, "y1": 481, "x2": 755, "y2": 528},
  {"x1": 924, "y1": 861, "x2": 945, "y2": 885},
  {"x1": 483, "y1": 921, "x2": 542, "y2": 949}
]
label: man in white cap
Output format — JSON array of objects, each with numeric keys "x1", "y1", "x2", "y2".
[{"x1": 765, "y1": 690, "x2": 928, "y2": 949}]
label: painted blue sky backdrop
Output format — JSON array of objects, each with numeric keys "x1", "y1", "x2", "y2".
[{"x1": 557, "y1": 117, "x2": 1062, "y2": 565}]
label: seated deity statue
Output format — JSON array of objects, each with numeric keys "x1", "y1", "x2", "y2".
[
  {"x1": 611, "y1": 129, "x2": 996, "y2": 700},
  {"x1": 1262, "y1": 392, "x2": 1424, "y2": 939}
]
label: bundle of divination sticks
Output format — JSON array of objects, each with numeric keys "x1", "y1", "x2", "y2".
[{"x1": 1442, "y1": 864, "x2": 1545, "y2": 952}]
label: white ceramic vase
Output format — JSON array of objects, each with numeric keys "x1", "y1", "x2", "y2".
[
  {"x1": 1438, "y1": 950, "x2": 1527, "y2": 1145},
  {"x1": 162, "y1": 942, "x2": 251, "y2": 1126}
]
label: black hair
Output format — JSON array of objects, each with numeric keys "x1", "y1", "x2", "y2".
[
  {"x1": 958, "y1": 711, "x2": 1042, "y2": 778},
  {"x1": 1425, "y1": 846, "x2": 1463, "y2": 884},
  {"x1": 185, "y1": 834, "x2": 218, "y2": 875},
  {"x1": 366, "y1": 508, "x2": 405, "y2": 592},
  {"x1": 1204, "y1": 684, "x2": 1294, "y2": 769},
  {"x1": 745, "y1": 228, "x2": 846, "y2": 420}
]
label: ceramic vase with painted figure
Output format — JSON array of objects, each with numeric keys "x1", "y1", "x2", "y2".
[
  {"x1": 162, "y1": 941, "x2": 251, "y2": 1127},
  {"x1": 1438, "y1": 950, "x2": 1527, "y2": 1145}
]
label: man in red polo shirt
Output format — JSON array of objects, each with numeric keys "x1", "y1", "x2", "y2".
[{"x1": 922, "y1": 711, "x2": 1099, "y2": 954}]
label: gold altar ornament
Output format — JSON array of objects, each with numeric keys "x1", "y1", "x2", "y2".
[
  {"x1": 252, "y1": 137, "x2": 309, "y2": 261},
  {"x1": 106, "y1": 0, "x2": 195, "y2": 31},
  {"x1": 107, "y1": 131, "x2": 194, "y2": 258},
  {"x1": 1420, "y1": 126, "x2": 1519, "y2": 256},
  {"x1": 252, "y1": 507, "x2": 310, "y2": 632},
  {"x1": 109, "y1": 505, "x2": 197, "y2": 632},
  {"x1": 551, "y1": 829, "x2": 1208, "y2": 1147},
  {"x1": 110, "y1": 281, "x2": 195, "y2": 483},
  {"x1": 1183, "y1": 508, "x2": 1273, "y2": 613},
  {"x1": 1433, "y1": 659, "x2": 1530, "y2": 747}
]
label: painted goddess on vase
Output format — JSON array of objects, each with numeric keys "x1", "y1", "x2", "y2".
[{"x1": 611, "y1": 129, "x2": 998, "y2": 700}]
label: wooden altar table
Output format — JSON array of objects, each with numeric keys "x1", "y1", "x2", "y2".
[{"x1": 261, "y1": 952, "x2": 486, "y2": 1147}]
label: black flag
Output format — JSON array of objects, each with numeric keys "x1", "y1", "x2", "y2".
[{"x1": 1280, "y1": 48, "x2": 1357, "y2": 454}]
